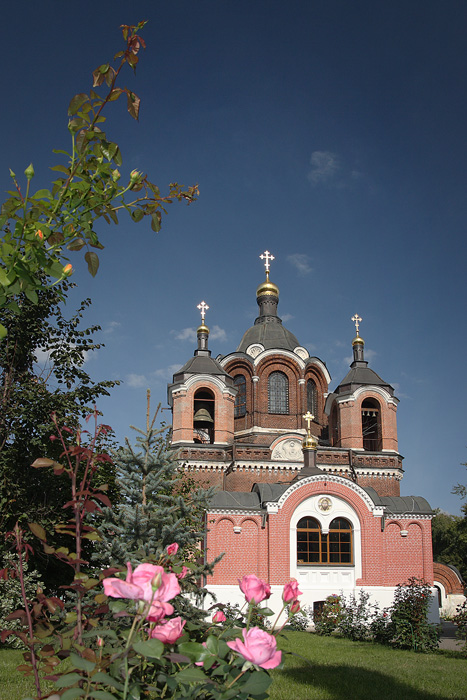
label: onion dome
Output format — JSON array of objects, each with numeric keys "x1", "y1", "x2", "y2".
[{"x1": 236, "y1": 251, "x2": 300, "y2": 353}]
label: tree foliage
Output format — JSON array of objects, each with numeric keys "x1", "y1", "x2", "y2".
[
  {"x1": 95, "y1": 393, "x2": 219, "y2": 621},
  {"x1": 0, "y1": 282, "x2": 118, "y2": 590},
  {"x1": 0, "y1": 21, "x2": 197, "y2": 337}
]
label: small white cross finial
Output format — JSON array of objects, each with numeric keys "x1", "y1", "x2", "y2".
[
  {"x1": 351, "y1": 314, "x2": 362, "y2": 334},
  {"x1": 197, "y1": 301, "x2": 209, "y2": 322},
  {"x1": 260, "y1": 250, "x2": 275, "y2": 274},
  {"x1": 303, "y1": 411, "x2": 314, "y2": 431}
]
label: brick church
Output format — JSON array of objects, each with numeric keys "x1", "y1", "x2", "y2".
[{"x1": 168, "y1": 252, "x2": 451, "y2": 617}]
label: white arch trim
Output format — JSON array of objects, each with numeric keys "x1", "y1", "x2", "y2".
[
  {"x1": 267, "y1": 474, "x2": 383, "y2": 516},
  {"x1": 336, "y1": 385, "x2": 399, "y2": 407},
  {"x1": 175, "y1": 374, "x2": 236, "y2": 396}
]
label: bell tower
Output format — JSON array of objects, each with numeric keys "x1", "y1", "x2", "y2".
[
  {"x1": 168, "y1": 301, "x2": 236, "y2": 446},
  {"x1": 325, "y1": 315, "x2": 399, "y2": 453}
]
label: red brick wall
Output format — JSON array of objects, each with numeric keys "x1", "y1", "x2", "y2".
[{"x1": 206, "y1": 480, "x2": 433, "y2": 587}]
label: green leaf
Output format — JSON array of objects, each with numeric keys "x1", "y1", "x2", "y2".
[
  {"x1": 151, "y1": 212, "x2": 161, "y2": 232},
  {"x1": 175, "y1": 667, "x2": 208, "y2": 683},
  {"x1": 132, "y1": 638, "x2": 164, "y2": 659},
  {"x1": 0, "y1": 323, "x2": 7, "y2": 339},
  {"x1": 240, "y1": 670, "x2": 272, "y2": 695},
  {"x1": 88, "y1": 692, "x2": 118, "y2": 700},
  {"x1": 259, "y1": 607, "x2": 275, "y2": 616},
  {"x1": 28, "y1": 522, "x2": 47, "y2": 541},
  {"x1": 60, "y1": 689, "x2": 86, "y2": 700},
  {"x1": 50, "y1": 165, "x2": 71, "y2": 175},
  {"x1": 131, "y1": 208, "x2": 144, "y2": 223},
  {"x1": 55, "y1": 672, "x2": 84, "y2": 688},
  {"x1": 68, "y1": 93, "x2": 89, "y2": 115},
  {"x1": 85, "y1": 251, "x2": 99, "y2": 277},
  {"x1": 91, "y1": 672, "x2": 123, "y2": 690},
  {"x1": 178, "y1": 642, "x2": 210, "y2": 663},
  {"x1": 70, "y1": 651, "x2": 95, "y2": 672},
  {"x1": 24, "y1": 288, "x2": 38, "y2": 304},
  {"x1": 67, "y1": 238, "x2": 86, "y2": 252},
  {"x1": 0, "y1": 268, "x2": 12, "y2": 287},
  {"x1": 31, "y1": 189, "x2": 53, "y2": 200}
]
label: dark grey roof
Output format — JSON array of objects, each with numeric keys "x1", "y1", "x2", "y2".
[
  {"x1": 210, "y1": 491, "x2": 261, "y2": 509},
  {"x1": 253, "y1": 483, "x2": 290, "y2": 503},
  {"x1": 379, "y1": 494, "x2": 433, "y2": 515},
  {"x1": 336, "y1": 364, "x2": 394, "y2": 395},
  {"x1": 172, "y1": 353, "x2": 232, "y2": 380},
  {"x1": 237, "y1": 320, "x2": 299, "y2": 353},
  {"x1": 210, "y1": 482, "x2": 432, "y2": 514}
]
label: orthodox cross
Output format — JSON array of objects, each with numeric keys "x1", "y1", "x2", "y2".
[
  {"x1": 197, "y1": 301, "x2": 209, "y2": 323},
  {"x1": 260, "y1": 250, "x2": 275, "y2": 275},
  {"x1": 351, "y1": 314, "x2": 362, "y2": 334},
  {"x1": 303, "y1": 411, "x2": 314, "y2": 431}
]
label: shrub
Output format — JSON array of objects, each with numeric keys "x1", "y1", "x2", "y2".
[
  {"x1": 286, "y1": 604, "x2": 313, "y2": 631},
  {"x1": 390, "y1": 577, "x2": 439, "y2": 652},
  {"x1": 338, "y1": 590, "x2": 373, "y2": 641},
  {"x1": 453, "y1": 599, "x2": 467, "y2": 654},
  {"x1": 314, "y1": 594, "x2": 344, "y2": 636}
]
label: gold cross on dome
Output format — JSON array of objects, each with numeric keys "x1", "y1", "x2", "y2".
[
  {"x1": 351, "y1": 314, "x2": 362, "y2": 334},
  {"x1": 260, "y1": 250, "x2": 275, "y2": 274},
  {"x1": 197, "y1": 301, "x2": 209, "y2": 322},
  {"x1": 303, "y1": 411, "x2": 314, "y2": 431}
]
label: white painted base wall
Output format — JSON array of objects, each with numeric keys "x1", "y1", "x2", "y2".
[{"x1": 206, "y1": 584, "x2": 440, "y2": 625}]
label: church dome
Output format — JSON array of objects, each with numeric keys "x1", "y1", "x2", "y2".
[
  {"x1": 237, "y1": 320, "x2": 299, "y2": 353},
  {"x1": 236, "y1": 260, "x2": 300, "y2": 353}
]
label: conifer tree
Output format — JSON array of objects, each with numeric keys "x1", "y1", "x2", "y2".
[{"x1": 96, "y1": 392, "x2": 219, "y2": 617}]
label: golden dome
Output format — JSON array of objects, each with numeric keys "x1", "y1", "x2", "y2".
[
  {"x1": 256, "y1": 275, "x2": 279, "y2": 298},
  {"x1": 197, "y1": 322, "x2": 210, "y2": 335},
  {"x1": 352, "y1": 334, "x2": 364, "y2": 346},
  {"x1": 302, "y1": 433, "x2": 318, "y2": 450}
]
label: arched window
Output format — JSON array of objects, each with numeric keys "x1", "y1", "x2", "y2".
[
  {"x1": 193, "y1": 388, "x2": 215, "y2": 444},
  {"x1": 297, "y1": 517, "x2": 353, "y2": 565},
  {"x1": 268, "y1": 371, "x2": 289, "y2": 414},
  {"x1": 361, "y1": 398, "x2": 381, "y2": 451},
  {"x1": 307, "y1": 378, "x2": 318, "y2": 418},
  {"x1": 234, "y1": 375, "x2": 246, "y2": 417}
]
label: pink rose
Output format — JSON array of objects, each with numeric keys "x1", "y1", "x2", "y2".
[
  {"x1": 238, "y1": 574, "x2": 271, "y2": 604},
  {"x1": 290, "y1": 600, "x2": 300, "y2": 615},
  {"x1": 166, "y1": 543, "x2": 179, "y2": 556},
  {"x1": 146, "y1": 600, "x2": 174, "y2": 623},
  {"x1": 282, "y1": 579, "x2": 302, "y2": 604},
  {"x1": 103, "y1": 562, "x2": 180, "y2": 606},
  {"x1": 177, "y1": 566, "x2": 189, "y2": 580},
  {"x1": 150, "y1": 617, "x2": 186, "y2": 644},
  {"x1": 227, "y1": 627, "x2": 282, "y2": 669},
  {"x1": 212, "y1": 610, "x2": 226, "y2": 623}
]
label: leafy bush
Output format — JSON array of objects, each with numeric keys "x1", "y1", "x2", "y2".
[
  {"x1": 286, "y1": 604, "x2": 313, "y2": 631},
  {"x1": 220, "y1": 601, "x2": 271, "y2": 630},
  {"x1": 453, "y1": 599, "x2": 467, "y2": 654},
  {"x1": 338, "y1": 590, "x2": 373, "y2": 641},
  {"x1": 390, "y1": 577, "x2": 439, "y2": 652},
  {"x1": 314, "y1": 594, "x2": 344, "y2": 636},
  {"x1": 0, "y1": 553, "x2": 44, "y2": 648}
]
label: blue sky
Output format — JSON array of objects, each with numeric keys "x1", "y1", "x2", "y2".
[{"x1": 2, "y1": 1, "x2": 466, "y2": 514}]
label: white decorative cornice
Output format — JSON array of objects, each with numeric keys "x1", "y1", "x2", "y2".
[
  {"x1": 210, "y1": 509, "x2": 263, "y2": 516},
  {"x1": 336, "y1": 385, "x2": 399, "y2": 407},
  {"x1": 172, "y1": 374, "x2": 236, "y2": 397},
  {"x1": 252, "y1": 348, "x2": 306, "y2": 370}
]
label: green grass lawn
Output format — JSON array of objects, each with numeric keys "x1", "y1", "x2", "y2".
[
  {"x1": 1, "y1": 634, "x2": 465, "y2": 700},
  {"x1": 271, "y1": 632, "x2": 467, "y2": 700}
]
